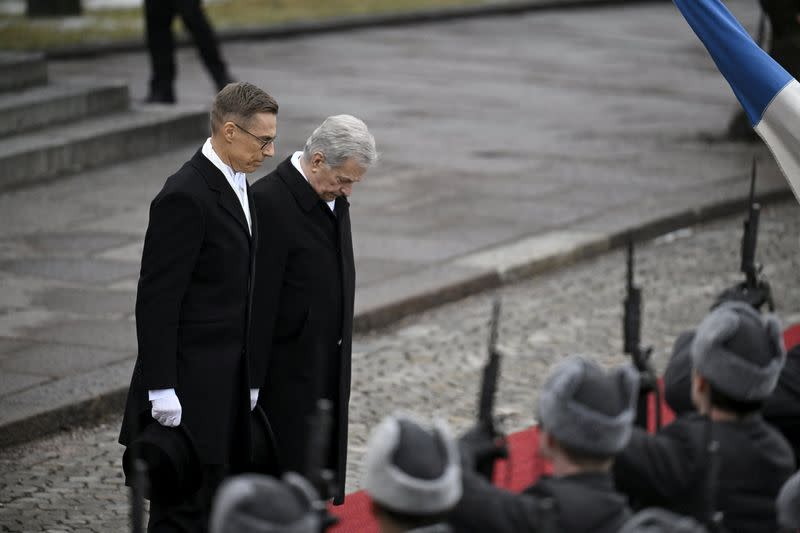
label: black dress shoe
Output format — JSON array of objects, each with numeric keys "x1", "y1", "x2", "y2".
[{"x1": 144, "y1": 89, "x2": 176, "y2": 104}]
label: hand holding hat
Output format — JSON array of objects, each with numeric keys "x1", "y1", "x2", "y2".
[{"x1": 151, "y1": 390, "x2": 182, "y2": 427}]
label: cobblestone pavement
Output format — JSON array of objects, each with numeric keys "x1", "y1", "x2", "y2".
[{"x1": 1, "y1": 201, "x2": 798, "y2": 531}]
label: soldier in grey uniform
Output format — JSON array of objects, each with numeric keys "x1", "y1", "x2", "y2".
[
  {"x1": 449, "y1": 355, "x2": 639, "y2": 533},
  {"x1": 362, "y1": 414, "x2": 462, "y2": 533},
  {"x1": 614, "y1": 301, "x2": 796, "y2": 533}
]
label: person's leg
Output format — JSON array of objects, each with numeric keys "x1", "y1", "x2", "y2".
[
  {"x1": 144, "y1": 0, "x2": 177, "y2": 102},
  {"x1": 728, "y1": 0, "x2": 800, "y2": 140},
  {"x1": 761, "y1": 0, "x2": 800, "y2": 78},
  {"x1": 175, "y1": 0, "x2": 232, "y2": 91}
]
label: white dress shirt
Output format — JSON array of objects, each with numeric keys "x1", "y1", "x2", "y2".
[
  {"x1": 203, "y1": 137, "x2": 252, "y2": 234},
  {"x1": 291, "y1": 151, "x2": 335, "y2": 213}
]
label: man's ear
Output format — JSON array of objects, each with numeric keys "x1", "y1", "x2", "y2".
[
  {"x1": 310, "y1": 152, "x2": 326, "y2": 170},
  {"x1": 222, "y1": 121, "x2": 236, "y2": 143},
  {"x1": 695, "y1": 373, "x2": 709, "y2": 393}
]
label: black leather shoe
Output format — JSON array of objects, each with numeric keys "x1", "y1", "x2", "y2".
[{"x1": 144, "y1": 88, "x2": 176, "y2": 104}]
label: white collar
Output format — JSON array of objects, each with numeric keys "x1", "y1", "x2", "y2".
[
  {"x1": 202, "y1": 138, "x2": 246, "y2": 189},
  {"x1": 291, "y1": 151, "x2": 336, "y2": 212}
]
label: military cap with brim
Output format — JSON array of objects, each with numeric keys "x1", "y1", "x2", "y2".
[
  {"x1": 122, "y1": 422, "x2": 203, "y2": 505},
  {"x1": 537, "y1": 355, "x2": 639, "y2": 456},
  {"x1": 691, "y1": 301, "x2": 785, "y2": 401}
]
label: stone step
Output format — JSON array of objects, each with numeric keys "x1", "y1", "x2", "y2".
[
  {"x1": 0, "y1": 105, "x2": 209, "y2": 190},
  {"x1": 0, "y1": 80, "x2": 130, "y2": 138},
  {"x1": 0, "y1": 52, "x2": 48, "y2": 93}
]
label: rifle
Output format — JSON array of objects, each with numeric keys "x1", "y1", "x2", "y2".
[
  {"x1": 622, "y1": 239, "x2": 660, "y2": 430},
  {"x1": 475, "y1": 298, "x2": 506, "y2": 481},
  {"x1": 304, "y1": 399, "x2": 338, "y2": 531},
  {"x1": 739, "y1": 158, "x2": 774, "y2": 311}
]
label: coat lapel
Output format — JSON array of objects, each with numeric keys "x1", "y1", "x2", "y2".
[
  {"x1": 247, "y1": 182, "x2": 258, "y2": 250},
  {"x1": 277, "y1": 158, "x2": 339, "y2": 252},
  {"x1": 190, "y1": 149, "x2": 252, "y2": 239}
]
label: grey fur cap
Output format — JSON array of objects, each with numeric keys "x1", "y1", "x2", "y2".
[
  {"x1": 209, "y1": 473, "x2": 320, "y2": 533},
  {"x1": 536, "y1": 355, "x2": 639, "y2": 456},
  {"x1": 618, "y1": 508, "x2": 708, "y2": 533},
  {"x1": 777, "y1": 471, "x2": 800, "y2": 529},
  {"x1": 691, "y1": 301, "x2": 785, "y2": 401},
  {"x1": 363, "y1": 414, "x2": 462, "y2": 515}
]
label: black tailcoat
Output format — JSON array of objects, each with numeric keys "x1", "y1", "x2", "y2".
[
  {"x1": 250, "y1": 156, "x2": 355, "y2": 503},
  {"x1": 120, "y1": 149, "x2": 261, "y2": 467}
]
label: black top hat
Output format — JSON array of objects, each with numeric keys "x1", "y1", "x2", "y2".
[
  {"x1": 250, "y1": 405, "x2": 281, "y2": 475},
  {"x1": 122, "y1": 422, "x2": 203, "y2": 505}
]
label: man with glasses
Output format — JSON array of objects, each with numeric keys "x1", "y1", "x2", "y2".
[
  {"x1": 120, "y1": 82, "x2": 278, "y2": 532},
  {"x1": 250, "y1": 115, "x2": 377, "y2": 504}
]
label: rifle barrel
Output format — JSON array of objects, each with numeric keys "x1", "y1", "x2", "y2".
[{"x1": 488, "y1": 298, "x2": 501, "y2": 350}]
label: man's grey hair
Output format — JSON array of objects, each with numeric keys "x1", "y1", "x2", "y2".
[{"x1": 303, "y1": 115, "x2": 378, "y2": 169}]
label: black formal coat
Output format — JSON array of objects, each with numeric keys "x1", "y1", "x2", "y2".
[
  {"x1": 613, "y1": 413, "x2": 796, "y2": 532},
  {"x1": 250, "y1": 156, "x2": 355, "y2": 504},
  {"x1": 664, "y1": 330, "x2": 800, "y2": 463},
  {"x1": 449, "y1": 471, "x2": 631, "y2": 533},
  {"x1": 119, "y1": 149, "x2": 261, "y2": 468}
]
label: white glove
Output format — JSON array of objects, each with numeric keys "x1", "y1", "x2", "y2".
[
  {"x1": 250, "y1": 388, "x2": 259, "y2": 411},
  {"x1": 149, "y1": 388, "x2": 182, "y2": 427}
]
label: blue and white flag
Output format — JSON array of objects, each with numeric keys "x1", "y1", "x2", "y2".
[{"x1": 673, "y1": 0, "x2": 800, "y2": 202}]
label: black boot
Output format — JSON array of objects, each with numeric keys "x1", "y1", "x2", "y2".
[
  {"x1": 145, "y1": 79, "x2": 176, "y2": 104},
  {"x1": 145, "y1": 87, "x2": 176, "y2": 104}
]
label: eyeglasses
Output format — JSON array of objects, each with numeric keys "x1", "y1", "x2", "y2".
[{"x1": 234, "y1": 123, "x2": 276, "y2": 151}]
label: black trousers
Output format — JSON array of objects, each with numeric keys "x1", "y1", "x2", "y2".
[
  {"x1": 144, "y1": 0, "x2": 229, "y2": 94},
  {"x1": 147, "y1": 465, "x2": 226, "y2": 533}
]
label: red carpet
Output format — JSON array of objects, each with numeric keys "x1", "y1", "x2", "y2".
[
  {"x1": 329, "y1": 385, "x2": 678, "y2": 532},
  {"x1": 328, "y1": 324, "x2": 800, "y2": 531},
  {"x1": 328, "y1": 427, "x2": 552, "y2": 533}
]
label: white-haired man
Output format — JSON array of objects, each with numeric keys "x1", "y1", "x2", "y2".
[{"x1": 251, "y1": 115, "x2": 377, "y2": 504}]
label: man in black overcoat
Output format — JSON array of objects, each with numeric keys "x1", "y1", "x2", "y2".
[
  {"x1": 250, "y1": 115, "x2": 377, "y2": 504},
  {"x1": 614, "y1": 301, "x2": 796, "y2": 533},
  {"x1": 119, "y1": 82, "x2": 279, "y2": 532},
  {"x1": 449, "y1": 356, "x2": 638, "y2": 533}
]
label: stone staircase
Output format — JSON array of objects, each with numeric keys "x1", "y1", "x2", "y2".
[{"x1": 0, "y1": 52, "x2": 208, "y2": 190}]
